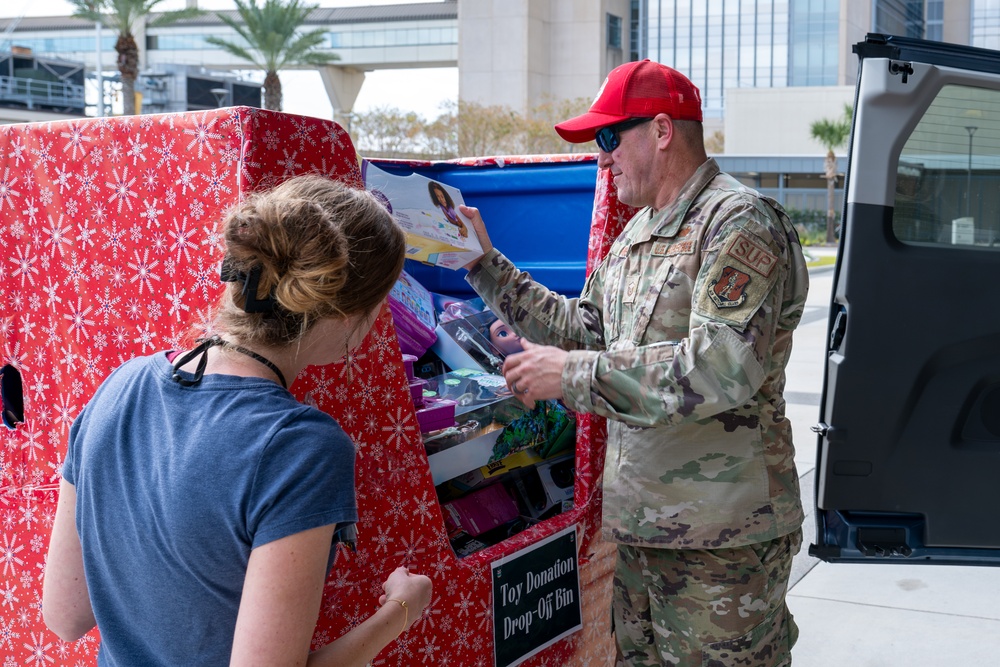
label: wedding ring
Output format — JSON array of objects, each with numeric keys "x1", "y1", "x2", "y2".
[{"x1": 511, "y1": 382, "x2": 520, "y2": 394}]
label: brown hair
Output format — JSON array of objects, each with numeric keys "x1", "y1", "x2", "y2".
[{"x1": 216, "y1": 174, "x2": 405, "y2": 347}]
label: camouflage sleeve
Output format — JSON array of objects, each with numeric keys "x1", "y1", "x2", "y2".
[
  {"x1": 561, "y1": 197, "x2": 799, "y2": 428},
  {"x1": 560, "y1": 323, "x2": 766, "y2": 427},
  {"x1": 465, "y1": 248, "x2": 606, "y2": 351}
]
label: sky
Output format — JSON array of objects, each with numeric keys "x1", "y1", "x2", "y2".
[{"x1": 1, "y1": 0, "x2": 459, "y2": 121}]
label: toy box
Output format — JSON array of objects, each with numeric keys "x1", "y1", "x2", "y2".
[
  {"x1": 430, "y1": 309, "x2": 508, "y2": 374},
  {"x1": 388, "y1": 269, "x2": 437, "y2": 357},
  {"x1": 362, "y1": 160, "x2": 483, "y2": 269},
  {"x1": 442, "y1": 483, "x2": 521, "y2": 537}
]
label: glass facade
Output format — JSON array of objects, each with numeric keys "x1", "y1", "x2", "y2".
[
  {"x1": 789, "y1": 0, "x2": 839, "y2": 86},
  {"x1": 640, "y1": 1, "x2": 954, "y2": 117},
  {"x1": 327, "y1": 26, "x2": 457, "y2": 49},
  {"x1": 972, "y1": 0, "x2": 1000, "y2": 51},
  {"x1": 925, "y1": 0, "x2": 943, "y2": 42},
  {"x1": 5, "y1": 35, "x2": 116, "y2": 55},
  {"x1": 873, "y1": 0, "x2": 925, "y2": 38},
  {"x1": 646, "y1": 1, "x2": 793, "y2": 119}
]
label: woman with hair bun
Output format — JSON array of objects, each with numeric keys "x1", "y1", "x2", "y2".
[{"x1": 43, "y1": 175, "x2": 432, "y2": 666}]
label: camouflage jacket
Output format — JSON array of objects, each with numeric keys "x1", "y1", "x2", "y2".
[{"x1": 466, "y1": 158, "x2": 809, "y2": 549}]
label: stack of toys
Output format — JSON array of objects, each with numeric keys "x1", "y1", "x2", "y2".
[{"x1": 392, "y1": 278, "x2": 579, "y2": 557}]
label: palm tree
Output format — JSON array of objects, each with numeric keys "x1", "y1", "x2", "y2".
[
  {"x1": 205, "y1": 0, "x2": 338, "y2": 112},
  {"x1": 70, "y1": 0, "x2": 203, "y2": 116},
  {"x1": 810, "y1": 104, "x2": 853, "y2": 244}
]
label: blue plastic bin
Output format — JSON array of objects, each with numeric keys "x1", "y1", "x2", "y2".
[{"x1": 370, "y1": 157, "x2": 600, "y2": 300}]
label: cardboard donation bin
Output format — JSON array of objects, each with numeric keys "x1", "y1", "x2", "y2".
[{"x1": 0, "y1": 109, "x2": 635, "y2": 666}]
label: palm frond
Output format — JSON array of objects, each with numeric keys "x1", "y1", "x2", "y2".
[
  {"x1": 212, "y1": 0, "x2": 337, "y2": 73},
  {"x1": 147, "y1": 7, "x2": 205, "y2": 28}
]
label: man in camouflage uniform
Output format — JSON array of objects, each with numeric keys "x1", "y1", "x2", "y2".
[{"x1": 460, "y1": 59, "x2": 808, "y2": 666}]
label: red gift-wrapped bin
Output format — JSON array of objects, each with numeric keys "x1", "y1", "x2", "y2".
[{"x1": 0, "y1": 108, "x2": 635, "y2": 666}]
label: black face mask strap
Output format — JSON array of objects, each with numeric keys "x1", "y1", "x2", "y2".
[{"x1": 171, "y1": 336, "x2": 221, "y2": 387}]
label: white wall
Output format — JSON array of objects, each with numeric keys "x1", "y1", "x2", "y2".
[
  {"x1": 724, "y1": 86, "x2": 855, "y2": 155},
  {"x1": 458, "y1": 0, "x2": 630, "y2": 115}
]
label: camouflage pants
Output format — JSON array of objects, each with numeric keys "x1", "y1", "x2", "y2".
[{"x1": 612, "y1": 530, "x2": 802, "y2": 667}]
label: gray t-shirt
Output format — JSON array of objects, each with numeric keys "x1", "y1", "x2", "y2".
[{"x1": 63, "y1": 352, "x2": 356, "y2": 666}]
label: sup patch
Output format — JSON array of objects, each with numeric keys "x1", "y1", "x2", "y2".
[
  {"x1": 725, "y1": 232, "x2": 778, "y2": 277},
  {"x1": 709, "y1": 266, "x2": 752, "y2": 308}
]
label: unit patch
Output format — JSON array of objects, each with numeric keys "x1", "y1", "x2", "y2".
[
  {"x1": 725, "y1": 232, "x2": 778, "y2": 277},
  {"x1": 709, "y1": 266, "x2": 751, "y2": 308}
]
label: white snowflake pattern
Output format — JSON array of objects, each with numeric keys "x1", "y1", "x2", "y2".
[
  {"x1": 161, "y1": 289, "x2": 190, "y2": 325},
  {"x1": 134, "y1": 322, "x2": 158, "y2": 352},
  {"x1": 63, "y1": 297, "x2": 95, "y2": 342},
  {"x1": 184, "y1": 112, "x2": 223, "y2": 158},
  {"x1": 29, "y1": 139, "x2": 56, "y2": 173},
  {"x1": 0, "y1": 167, "x2": 21, "y2": 212},
  {"x1": 74, "y1": 162, "x2": 101, "y2": 202},
  {"x1": 52, "y1": 162, "x2": 73, "y2": 194},
  {"x1": 21, "y1": 631, "x2": 53, "y2": 666},
  {"x1": 139, "y1": 197, "x2": 164, "y2": 228},
  {"x1": 59, "y1": 121, "x2": 92, "y2": 159},
  {"x1": 0, "y1": 617, "x2": 18, "y2": 652},
  {"x1": 288, "y1": 116, "x2": 318, "y2": 150},
  {"x1": 19, "y1": 426, "x2": 43, "y2": 462},
  {"x1": 95, "y1": 286, "x2": 122, "y2": 324},
  {"x1": 126, "y1": 133, "x2": 148, "y2": 165},
  {"x1": 7, "y1": 137, "x2": 26, "y2": 165},
  {"x1": 60, "y1": 253, "x2": 88, "y2": 290},
  {"x1": 199, "y1": 162, "x2": 233, "y2": 204},
  {"x1": 153, "y1": 136, "x2": 179, "y2": 168},
  {"x1": 55, "y1": 394, "x2": 77, "y2": 432},
  {"x1": 10, "y1": 246, "x2": 39, "y2": 287},
  {"x1": 42, "y1": 214, "x2": 72, "y2": 257},
  {"x1": 20, "y1": 197, "x2": 38, "y2": 226},
  {"x1": 201, "y1": 223, "x2": 224, "y2": 253},
  {"x1": 0, "y1": 534, "x2": 24, "y2": 577},
  {"x1": 168, "y1": 216, "x2": 199, "y2": 262},
  {"x1": 106, "y1": 166, "x2": 138, "y2": 213},
  {"x1": 279, "y1": 148, "x2": 302, "y2": 176},
  {"x1": 101, "y1": 222, "x2": 128, "y2": 258},
  {"x1": 175, "y1": 160, "x2": 197, "y2": 194},
  {"x1": 380, "y1": 405, "x2": 417, "y2": 449}
]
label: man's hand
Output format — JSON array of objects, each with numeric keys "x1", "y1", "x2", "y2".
[
  {"x1": 460, "y1": 205, "x2": 493, "y2": 270},
  {"x1": 501, "y1": 339, "x2": 567, "y2": 408}
]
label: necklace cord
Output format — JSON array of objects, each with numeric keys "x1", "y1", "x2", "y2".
[{"x1": 171, "y1": 336, "x2": 288, "y2": 389}]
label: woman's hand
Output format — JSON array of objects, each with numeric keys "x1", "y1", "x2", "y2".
[{"x1": 378, "y1": 566, "x2": 433, "y2": 633}]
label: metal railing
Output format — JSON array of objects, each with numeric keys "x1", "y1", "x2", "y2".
[{"x1": 0, "y1": 73, "x2": 85, "y2": 110}]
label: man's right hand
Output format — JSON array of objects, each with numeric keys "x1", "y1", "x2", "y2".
[{"x1": 460, "y1": 205, "x2": 493, "y2": 270}]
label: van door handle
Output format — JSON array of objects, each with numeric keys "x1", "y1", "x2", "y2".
[{"x1": 829, "y1": 308, "x2": 847, "y2": 352}]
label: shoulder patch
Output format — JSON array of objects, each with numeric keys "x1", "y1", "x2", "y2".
[
  {"x1": 709, "y1": 266, "x2": 752, "y2": 308},
  {"x1": 724, "y1": 232, "x2": 778, "y2": 277}
]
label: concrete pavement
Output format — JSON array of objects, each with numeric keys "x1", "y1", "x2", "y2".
[{"x1": 786, "y1": 246, "x2": 1000, "y2": 665}]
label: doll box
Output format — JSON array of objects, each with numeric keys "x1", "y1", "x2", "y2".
[{"x1": 362, "y1": 160, "x2": 483, "y2": 270}]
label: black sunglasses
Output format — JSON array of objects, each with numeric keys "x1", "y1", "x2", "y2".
[{"x1": 595, "y1": 117, "x2": 653, "y2": 153}]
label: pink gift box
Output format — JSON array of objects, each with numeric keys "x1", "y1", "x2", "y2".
[
  {"x1": 401, "y1": 353, "x2": 418, "y2": 382},
  {"x1": 409, "y1": 378, "x2": 428, "y2": 407},
  {"x1": 442, "y1": 483, "x2": 520, "y2": 537},
  {"x1": 416, "y1": 398, "x2": 457, "y2": 433}
]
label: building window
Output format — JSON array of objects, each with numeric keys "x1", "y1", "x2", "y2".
[
  {"x1": 789, "y1": 0, "x2": 839, "y2": 86},
  {"x1": 892, "y1": 84, "x2": 1000, "y2": 249},
  {"x1": 608, "y1": 13, "x2": 623, "y2": 50},
  {"x1": 972, "y1": 0, "x2": 1000, "y2": 51},
  {"x1": 874, "y1": 0, "x2": 925, "y2": 39}
]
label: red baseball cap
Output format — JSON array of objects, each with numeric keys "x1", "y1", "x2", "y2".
[{"x1": 555, "y1": 59, "x2": 703, "y2": 143}]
